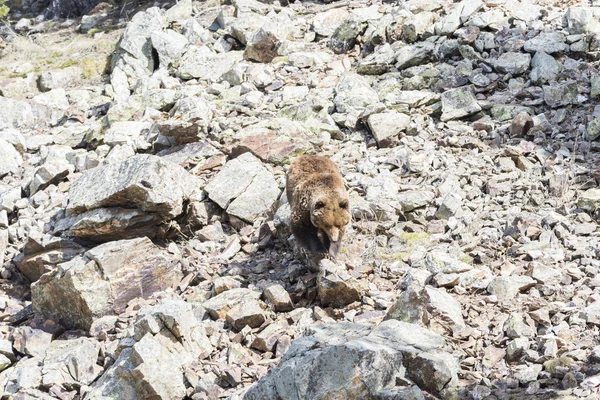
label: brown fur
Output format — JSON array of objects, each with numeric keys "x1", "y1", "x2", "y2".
[{"x1": 286, "y1": 155, "x2": 350, "y2": 258}]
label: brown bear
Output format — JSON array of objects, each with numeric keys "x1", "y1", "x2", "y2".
[{"x1": 286, "y1": 155, "x2": 350, "y2": 259}]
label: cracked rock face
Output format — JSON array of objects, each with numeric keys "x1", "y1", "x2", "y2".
[
  {"x1": 31, "y1": 237, "x2": 181, "y2": 330},
  {"x1": 244, "y1": 320, "x2": 458, "y2": 399},
  {"x1": 67, "y1": 154, "x2": 200, "y2": 220},
  {"x1": 205, "y1": 152, "x2": 281, "y2": 223}
]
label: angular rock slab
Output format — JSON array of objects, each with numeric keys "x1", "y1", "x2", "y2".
[
  {"x1": 333, "y1": 73, "x2": 380, "y2": 128},
  {"x1": 42, "y1": 338, "x2": 101, "y2": 388},
  {"x1": 0, "y1": 139, "x2": 22, "y2": 177},
  {"x1": 12, "y1": 327, "x2": 52, "y2": 358},
  {"x1": 493, "y1": 52, "x2": 531, "y2": 75},
  {"x1": 334, "y1": 73, "x2": 380, "y2": 114},
  {"x1": 151, "y1": 29, "x2": 189, "y2": 69},
  {"x1": 366, "y1": 112, "x2": 411, "y2": 148},
  {"x1": 0, "y1": 96, "x2": 50, "y2": 130},
  {"x1": 32, "y1": 237, "x2": 182, "y2": 330},
  {"x1": 53, "y1": 208, "x2": 162, "y2": 243},
  {"x1": 318, "y1": 260, "x2": 368, "y2": 308},
  {"x1": 67, "y1": 154, "x2": 201, "y2": 221},
  {"x1": 205, "y1": 152, "x2": 280, "y2": 223},
  {"x1": 579, "y1": 188, "x2": 600, "y2": 212},
  {"x1": 530, "y1": 51, "x2": 561, "y2": 86},
  {"x1": 87, "y1": 334, "x2": 189, "y2": 400},
  {"x1": 486, "y1": 276, "x2": 536, "y2": 301},
  {"x1": 441, "y1": 85, "x2": 481, "y2": 121},
  {"x1": 178, "y1": 47, "x2": 243, "y2": 81},
  {"x1": 0, "y1": 357, "x2": 42, "y2": 395},
  {"x1": 13, "y1": 233, "x2": 86, "y2": 282},
  {"x1": 386, "y1": 285, "x2": 465, "y2": 327},
  {"x1": 312, "y1": 7, "x2": 349, "y2": 37},
  {"x1": 523, "y1": 32, "x2": 567, "y2": 54},
  {"x1": 543, "y1": 81, "x2": 579, "y2": 108},
  {"x1": 329, "y1": 15, "x2": 367, "y2": 54},
  {"x1": 87, "y1": 300, "x2": 210, "y2": 400},
  {"x1": 229, "y1": 12, "x2": 267, "y2": 45},
  {"x1": 38, "y1": 67, "x2": 83, "y2": 92},
  {"x1": 134, "y1": 300, "x2": 213, "y2": 359},
  {"x1": 243, "y1": 320, "x2": 458, "y2": 399},
  {"x1": 563, "y1": 7, "x2": 600, "y2": 35},
  {"x1": 111, "y1": 7, "x2": 165, "y2": 82},
  {"x1": 203, "y1": 288, "x2": 262, "y2": 320}
]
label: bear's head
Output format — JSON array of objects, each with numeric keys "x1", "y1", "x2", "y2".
[{"x1": 310, "y1": 189, "x2": 350, "y2": 258}]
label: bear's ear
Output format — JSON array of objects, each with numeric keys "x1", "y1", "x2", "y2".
[
  {"x1": 339, "y1": 200, "x2": 349, "y2": 209},
  {"x1": 315, "y1": 200, "x2": 326, "y2": 209}
]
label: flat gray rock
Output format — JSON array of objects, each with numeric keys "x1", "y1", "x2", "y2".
[
  {"x1": 244, "y1": 320, "x2": 457, "y2": 399},
  {"x1": 178, "y1": 47, "x2": 243, "y2": 81},
  {"x1": 441, "y1": 85, "x2": 482, "y2": 121},
  {"x1": 487, "y1": 276, "x2": 536, "y2": 301},
  {"x1": 150, "y1": 29, "x2": 189, "y2": 69},
  {"x1": 205, "y1": 152, "x2": 280, "y2": 223},
  {"x1": 524, "y1": 32, "x2": 567, "y2": 54},
  {"x1": 530, "y1": 51, "x2": 561, "y2": 85},
  {"x1": 543, "y1": 81, "x2": 579, "y2": 108},
  {"x1": 39, "y1": 67, "x2": 83, "y2": 92},
  {"x1": 67, "y1": 154, "x2": 201, "y2": 221},
  {"x1": 367, "y1": 112, "x2": 410, "y2": 147},
  {"x1": 563, "y1": 7, "x2": 600, "y2": 35}
]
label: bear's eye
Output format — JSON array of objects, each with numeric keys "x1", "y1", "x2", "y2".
[
  {"x1": 339, "y1": 201, "x2": 348, "y2": 209},
  {"x1": 315, "y1": 201, "x2": 326, "y2": 209}
]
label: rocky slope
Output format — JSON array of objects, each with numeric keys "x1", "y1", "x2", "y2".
[{"x1": 1, "y1": 0, "x2": 600, "y2": 398}]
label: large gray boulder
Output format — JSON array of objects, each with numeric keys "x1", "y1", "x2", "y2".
[
  {"x1": 563, "y1": 7, "x2": 600, "y2": 35},
  {"x1": 149, "y1": 96, "x2": 214, "y2": 149},
  {"x1": 53, "y1": 208, "x2": 162, "y2": 243},
  {"x1": 41, "y1": 338, "x2": 101, "y2": 388},
  {"x1": 312, "y1": 7, "x2": 349, "y2": 37},
  {"x1": 229, "y1": 12, "x2": 268, "y2": 45},
  {"x1": 333, "y1": 73, "x2": 380, "y2": 128},
  {"x1": 38, "y1": 67, "x2": 83, "y2": 92},
  {"x1": 329, "y1": 15, "x2": 367, "y2": 54},
  {"x1": 178, "y1": 47, "x2": 243, "y2": 81},
  {"x1": 543, "y1": 81, "x2": 579, "y2": 108},
  {"x1": 0, "y1": 336, "x2": 100, "y2": 394},
  {"x1": 205, "y1": 152, "x2": 281, "y2": 223},
  {"x1": 318, "y1": 260, "x2": 368, "y2": 307},
  {"x1": 150, "y1": 30, "x2": 189, "y2": 70},
  {"x1": 110, "y1": 7, "x2": 166, "y2": 93},
  {"x1": 530, "y1": 51, "x2": 561, "y2": 85},
  {"x1": 66, "y1": 154, "x2": 202, "y2": 221},
  {"x1": 523, "y1": 32, "x2": 567, "y2": 54},
  {"x1": 0, "y1": 97, "x2": 50, "y2": 130},
  {"x1": 440, "y1": 85, "x2": 482, "y2": 121},
  {"x1": 366, "y1": 112, "x2": 411, "y2": 147},
  {"x1": 243, "y1": 320, "x2": 458, "y2": 399},
  {"x1": 32, "y1": 237, "x2": 182, "y2": 330},
  {"x1": 493, "y1": 52, "x2": 531, "y2": 75},
  {"x1": 395, "y1": 42, "x2": 435, "y2": 70},
  {"x1": 386, "y1": 285, "x2": 465, "y2": 327}
]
